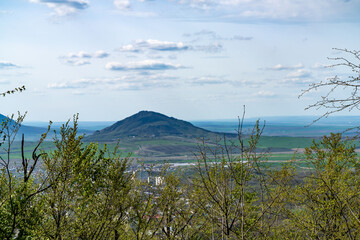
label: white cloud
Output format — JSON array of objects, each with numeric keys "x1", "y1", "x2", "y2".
[
  {"x1": 193, "y1": 42, "x2": 223, "y2": 53},
  {"x1": 281, "y1": 78, "x2": 312, "y2": 84},
  {"x1": 113, "y1": 82, "x2": 144, "y2": 90},
  {"x1": 64, "y1": 59, "x2": 91, "y2": 66},
  {"x1": 254, "y1": 90, "x2": 276, "y2": 97},
  {"x1": 188, "y1": 75, "x2": 230, "y2": 85},
  {"x1": 48, "y1": 78, "x2": 104, "y2": 89},
  {"x1": 119, "y1": 44, "x2": 141, "y2": 53},
  {"x1": 178, "y1": 0, "x2": 360, "y2": 22},
  {"x1": 118, "y1": 39, "x2": 190, "y2": 52},
  {"x1": 64, "y1": 50, "x2": 110, "y2": 59},
  {"x1": 312, "y1": 63, "x2": 331, "y2": 69},
  {"x1": 279, "y1": 69, "x2": 313, "y2": 84},
  {"x1": 94, "y1": 50, "x2": 110, "y2": 58},
  {"x1": 67, "y1": 51, "x2": 92, "y2": 58},
  {"x1": 139, "y1": 39, "x2": 189, "y2": 51},
  {"x1": 187, "y1": 76, "x2": 265, "y2": 87},
  {"x1": 60, "y1": 50, "x2": 110, "y2": 66},
  {"x1": 185, "y1": 29, "x2": 219, "y2": 39},
  {"x1": 113, "y1": 79, "x2": 176, "y2": 90},
  {"x1": 113, "y1": 0, "x2": 156, "y2": 17},
  {"x1": 0, "y1": 61, "x2": 19, "y2": 69},
  {"x1": 186, "y1": 0, "x2": 217, "y2": 10},
  {"x1": 287, "y1": 69, "x2": 311, "y2": 78},
  {"x1": 231, "y1": 35, "x2": 253, "y2": 41},
  {"x1": 118, "y1": 38, "x2": 225, "y2": 55},
  {"x1": 184, "y1": 30, "x2": 253, "y2": 42},
  {"x1": 48, "y1": 73, "x2": 180, "y2": 91},
  {"x1": 48, "y1": 82, "x2": 75, "y2": 89},
  {"x1": 269, "y1": 63, "x2": 304, "y2": 71},
  {"x1": 231, "y1": 79, "x2": 264, "y2": 88},
  {"x1": 114, "y1": 0, "x2": 131, "y2": 10},
  {"x1": 30, "y1": 0, "x2": 89, "y2": 17},
  {"x1": 105, "y1": 60, "x2": 185, "y2": 71}
]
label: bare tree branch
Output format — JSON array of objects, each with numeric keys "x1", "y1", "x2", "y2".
[{"x1": 299, "y1": 48, "x2": 360, "y2": 124}]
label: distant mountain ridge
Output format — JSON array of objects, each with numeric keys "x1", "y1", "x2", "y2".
[
  {"x1": 0, "y1": 114, "x2": 48, "y2": 140},
  {"x1": 0, "y1": 113, "x2": 9, "y2": 123},
  {"x1": 86, "y1": 111, "x2": 217, "y2": 141}
]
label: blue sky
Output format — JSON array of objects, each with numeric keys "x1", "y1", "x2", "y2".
[{"x1": 0, "y1": 0, "x2": 360, "y2": 121}]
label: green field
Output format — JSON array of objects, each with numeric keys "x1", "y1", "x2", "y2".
[
  {"x1": 0, "y1": 135, "x2": 320, "y2": 168},
  {"x1": 3, "y1": 134, "x2": 357, "y2": 170}
]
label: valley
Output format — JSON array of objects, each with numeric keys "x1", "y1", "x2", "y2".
[{"x1": 4, "y1": 111, "x2": 359, "y2": 170}]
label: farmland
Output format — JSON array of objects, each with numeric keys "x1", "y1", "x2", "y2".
[{"x1": 5, "y1": 115, "x2": 359, "y2": 170}]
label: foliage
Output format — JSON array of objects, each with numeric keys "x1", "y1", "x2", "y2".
[
  {"x1": 0, "y1": 114, "x2": 134, "y2": 239},
  {"x1": 0, "y1": 112, "x2": 50, "y2": 239},
  {"x1": 190, "y1": 111, "x2": 285, "y2": 239},
  {"x1": 1, "y1": 86, "x2": 25, "y2": 97},
  {"x1": 282, "y1": 133, "x2": 360, "y2": 239},
  {"x1": 35, "y1": 115, "x2": 133, "y2": 239}
]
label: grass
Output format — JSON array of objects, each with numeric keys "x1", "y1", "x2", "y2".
[
  {"x1": 2, "y1": 135, "x2": 353, "y2": 171},
  {"x1": 258, "y1": 136, "x2": 316, "y2": 149}
]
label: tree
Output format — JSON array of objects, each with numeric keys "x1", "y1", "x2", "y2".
[
  {"x1": 190, "y1": 110, "x2": 284, "y2": 239},
  {"x1": 0, "y1": 113, "x2": 51, "y2": 239},
  {"x1": 300, "y1": 48, "x2": 360, "y2": 122},
  {"x1": 153, "y1": 168, "x2": 196, "y2": 239},
  {"x1": 281, "y1": 133, "x2": 360, "y2": 239},
  {"x1": 35, "y1": 115, "x2": 133, "y2": 239},
  {"x1": 125, "y1": 165, "x2": 159, "y2": 240}
]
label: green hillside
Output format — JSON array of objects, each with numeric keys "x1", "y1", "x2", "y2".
[{"x1": 85, "y1": 111, "x2": 224, "y2": 142}]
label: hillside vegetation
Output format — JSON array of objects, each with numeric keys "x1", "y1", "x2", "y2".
[{"x1": 85, "y1": 111, "x2": 227, "y2": 142}]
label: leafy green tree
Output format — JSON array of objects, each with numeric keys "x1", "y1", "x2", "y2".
[
  {"x1": 190, "y1": 112, "x2": 283, "y2": 239},
  {"x1": 283, "y1": 133, "x2": 360, "y2": 239},
  {"x1": 35, "y1": 115, "x2": 133, "y2": 239},
  {"x1": 125, "y1": 164, "x2": 198, "y2": 240},
  {"x1": 126, "y1": 165, "x2": 164, "y2": 240},
  {"x1": 0, "y1": 113, "x2": 50, "y2": 239},
  {"x1": 153, "y1": 168, "x2": 196, "y2": 239}
]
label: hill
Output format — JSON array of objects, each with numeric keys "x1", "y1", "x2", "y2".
[
  {"x1": 85, "y1": 111, "x2": 219, "y2": 142},
  {"x1": 0, "y1": 113, "x2": 9, "y2": 123},
  {"x1": 0, "y1": 114, "x2": 48, "y2": 140}
]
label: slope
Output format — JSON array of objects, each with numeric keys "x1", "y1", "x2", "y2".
[{"x1": 85, "y1": 111, "x2": 218, "y2": 142}]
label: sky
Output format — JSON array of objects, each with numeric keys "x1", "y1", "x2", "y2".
[{"x1": 0, "y1": 0, "x2": 360, "y2": 121}]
